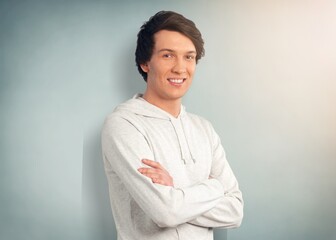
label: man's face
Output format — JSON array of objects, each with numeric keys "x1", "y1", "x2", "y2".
[{"x1": 141, "y1": 30, "x2": 197, "y2": 103}]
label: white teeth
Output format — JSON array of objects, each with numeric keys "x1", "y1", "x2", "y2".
[{"x1": 168, "y1": 79, "x2": 184, "y2": 83}]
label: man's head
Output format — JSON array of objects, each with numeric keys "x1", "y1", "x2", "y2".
[{"x1": 135, "y1": 11, "x2": 205, "y2": 81}]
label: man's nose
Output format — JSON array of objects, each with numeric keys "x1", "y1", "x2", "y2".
[{"x1": 172, "y1": 58, "x2": 187, "y2": 74}]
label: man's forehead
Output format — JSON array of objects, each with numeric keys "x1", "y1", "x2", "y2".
[
  {"x1": 153, "y1": 30, "x2": 196, "y2": 52},
  {"x1": 157, "y1": 48, "x2": 197, "y2": 54}
]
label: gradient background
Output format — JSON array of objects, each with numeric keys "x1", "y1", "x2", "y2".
[{"x1": 1, "y1": 0, "x2": 335, "y2": 240}]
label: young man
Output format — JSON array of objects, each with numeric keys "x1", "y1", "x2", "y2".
[{"x1": 102, "y1": 11, "x2": 243, "y2": 240}]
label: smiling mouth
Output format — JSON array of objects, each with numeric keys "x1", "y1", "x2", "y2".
[{"x1": 168, "y1": 78, "x2": 186, "y2": 85}]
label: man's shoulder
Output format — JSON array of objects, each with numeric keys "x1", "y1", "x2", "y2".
[
  {"x1": 103, "y1": 97, "x2": 149, "y2": 136},
  {"x1": 104, "y1": 107, "x2": 137, "y2": 129},
  {"x1": 105, "y1": 97, "x2": 139, "y2": 120}
]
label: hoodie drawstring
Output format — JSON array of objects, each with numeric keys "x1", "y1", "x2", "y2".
[
  {"x1": 170, "y1": 119, "x2": 187, "y2": 164},
  {"x1": 180, "y1": 116, "x2": 196, "y2": 163},
  {"x1": 169, "y1": 117, "x2": 196, "y2": 164}
]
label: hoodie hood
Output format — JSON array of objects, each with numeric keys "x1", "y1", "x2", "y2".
[
  {"x1": 115, "y1": 94, "x2": 195, "y2": 164},
  {"x1": 116, "y1": 94, "x2": 186, "y2": 120}
]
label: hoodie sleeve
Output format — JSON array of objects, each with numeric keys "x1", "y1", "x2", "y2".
[
  {"x1": 188, "y1": 123, "x2": 244, "y2": 229},
  {"x1": 102, "y1": 115, "x2": 225, "y2": 228}
]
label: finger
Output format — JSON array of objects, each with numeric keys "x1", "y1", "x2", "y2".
[
  {"x1": 152, "y1": 178, "x2": 165, "y2": 185},
  {"x1": 138, "y1": 168, "x2": 163, "y2": 178},
  {"x1": 138, "y1": 167, "x2": 163, "y2": 175},
  {"x1": 140, "y1": 172, "x2": 161, "y2": 179},
  {"x1": 141, "y1": 159, "x2": 163, "y2": 169},
  {"x1": 140, "y1": 171, "x2": 174, "y2": 187},
  {"x1": 138, "y1": 169, "x2": 167, "y2": 182},
  {"x1": 152, "y1": 177, "x2": 173, "y2": 186}
]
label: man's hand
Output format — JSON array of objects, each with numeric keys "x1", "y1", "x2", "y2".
[{"x1": 138, "y1": 159, "x2": 174, "y2": 187}]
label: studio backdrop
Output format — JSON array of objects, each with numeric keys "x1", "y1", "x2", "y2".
[{"x1": 1, "y1": 1, "x2": 335, "y2": 240}]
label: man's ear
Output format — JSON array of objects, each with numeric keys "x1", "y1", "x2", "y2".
[{"x1": 140, "y1": 63, "x2": 149, "y2": 73}]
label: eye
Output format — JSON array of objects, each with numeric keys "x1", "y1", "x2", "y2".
[
  {"x1": 186, "y1": 55, "x2": 196, "y2": 61},
  {"x1": 163, "y1": 53, "x2": 173, "y2": 58}
]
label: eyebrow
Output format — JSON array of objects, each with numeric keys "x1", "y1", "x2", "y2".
[{"x1": 158, "y1": 48, "x2": 197, "y2": 54}]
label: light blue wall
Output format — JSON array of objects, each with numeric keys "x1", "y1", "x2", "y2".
[{"x1": 1, "y1": 1, "x2": 335, "y2": 240}]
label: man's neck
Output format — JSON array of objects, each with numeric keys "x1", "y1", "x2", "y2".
[{"x1": 142, "y1": 94, "x2": 181, "y2": 118}]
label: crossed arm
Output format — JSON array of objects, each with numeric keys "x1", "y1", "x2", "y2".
[
  {"x1": 138, "y1": 158, "x2": 243, "y2": 229},
  {"x1": 103, "y1": 116, "x2": 243, "y2": 228}
]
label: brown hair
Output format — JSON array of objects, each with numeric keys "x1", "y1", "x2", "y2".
[{"x1": 135, "y1": 11, "x2": 205, "y2": 81}]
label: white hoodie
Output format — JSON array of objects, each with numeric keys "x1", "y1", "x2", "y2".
[{"x1": 102, "y1": 94, "x2": 243, "y2": 240}]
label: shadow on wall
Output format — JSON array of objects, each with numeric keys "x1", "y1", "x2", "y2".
[
  {"x1": 214, "y1": 229, "x2": 227, "y2": 240},
  {"x1": 81, "y1": 40, "x2": 143, "y2": 239},
  {"x1": 82, "y1": 131, "x2": 116, "y2": 240}
]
